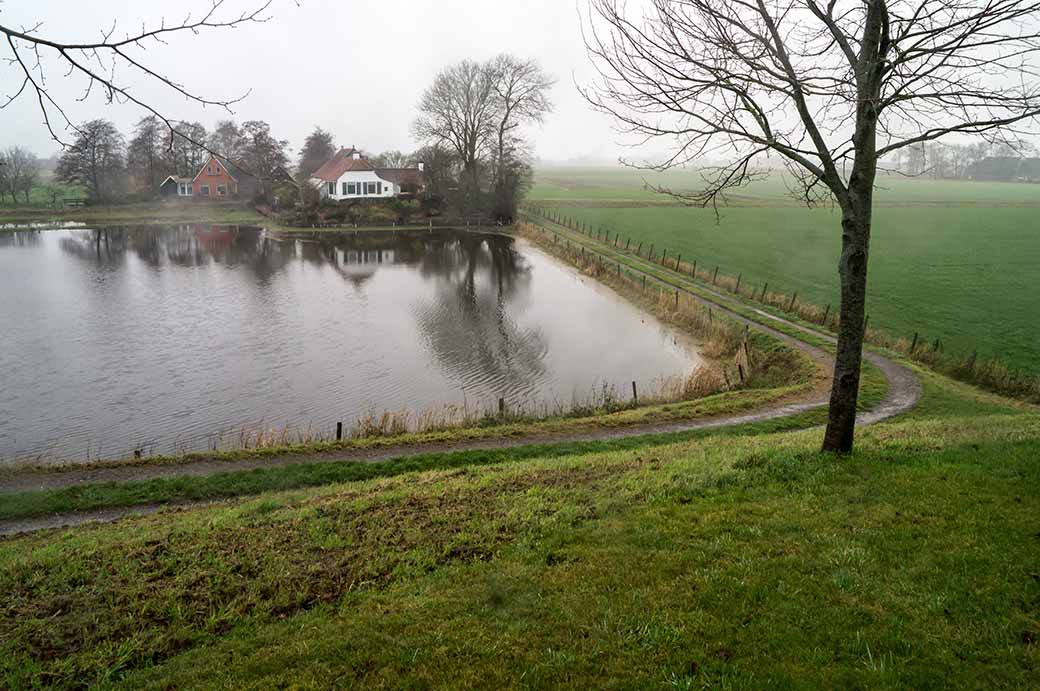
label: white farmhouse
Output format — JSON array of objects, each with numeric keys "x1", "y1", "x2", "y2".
[{"x1": 310, "y1": 148, "x2": 424, "y2": 201}]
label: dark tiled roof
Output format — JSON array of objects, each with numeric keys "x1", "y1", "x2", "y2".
[{"x1": 375, "y1": 168, "x2": 423, "y2": 186}]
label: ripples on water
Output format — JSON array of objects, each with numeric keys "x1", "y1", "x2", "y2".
[{"x1": 0, "y1": 225, "x2": 701, "y2": 464}]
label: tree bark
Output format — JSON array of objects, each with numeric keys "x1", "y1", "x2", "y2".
[{"x1": 823, "y1": 179, "x2": 873, "y2": 453}]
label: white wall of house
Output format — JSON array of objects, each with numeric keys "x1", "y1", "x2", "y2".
[{"x1": 315, "y1": 170, "x2": 399, "y2": 201}]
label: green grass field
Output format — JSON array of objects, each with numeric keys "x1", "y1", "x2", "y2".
[
  {"x1": 530, "y1": 168, "x2": 1040, "y2": 374},
  {"x1": 0, "y1": 181, "x2": 84, "y2": 209},
  {"x1": 2, "y1": 375, "x2": 1037, "y2": 689}
]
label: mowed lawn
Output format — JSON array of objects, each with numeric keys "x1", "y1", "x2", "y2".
[{"x1": 530, "y1": 169, "x2": 1040, "y2": 374}]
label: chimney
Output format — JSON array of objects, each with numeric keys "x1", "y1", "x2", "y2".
[{"x1": 352, "y1": 150, "x2": 361, "y2": 160}]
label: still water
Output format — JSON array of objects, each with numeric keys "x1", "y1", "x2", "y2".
[{"x1": 0, "y1": 226, "x2": 701, "y2": 463}]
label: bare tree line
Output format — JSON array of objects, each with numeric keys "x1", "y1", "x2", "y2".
[{"x1": 413, "y1": 54, "x2": 554, "y2": 220}]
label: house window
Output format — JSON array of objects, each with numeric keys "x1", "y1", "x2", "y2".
[
  {"x1": 217, "y1": 185, "x2": 227, "y2": 197},
  {"x1": 347, "y1": 182, "x2": 357, "y2": 195},
  {"x1": 342, "y1": 182, "x2": 348, "y2": 195},
  {"x1": 201, "y1": 184, "x2": 210, "y2": 197},
  {"x1": 328, "y1": 182, "x2": 336, "y2": 196},
  {"x1": 365, "y1": 182, "x2": 380, "y2": 195}
]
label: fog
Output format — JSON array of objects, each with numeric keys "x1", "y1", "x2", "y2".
[{"x1": 0, "y1": 0, "x2": 623, "y2": 162}]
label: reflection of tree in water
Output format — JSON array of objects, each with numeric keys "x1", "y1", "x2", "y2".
[
  {"x1": 52, "y1": 226, "x2": 549, "y2": 402},
  {"x1": 58, "y1": 228, "x2": 129, "y2": 269},
  {"x1": 411, "y1": 233, "x2": 549, "y2": 404},
  {"x1": 57, "y1": 225, "x2": 295, "y2": 284},
  {"x1": 0, "y1": 230, "x2": 42, "y2": 248}
]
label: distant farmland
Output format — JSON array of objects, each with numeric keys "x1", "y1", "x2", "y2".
[{"x1": 529, "y1": 168, "x2": 1040, "y2": 374}]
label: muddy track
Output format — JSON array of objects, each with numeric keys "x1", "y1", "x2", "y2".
[{"x1": 0, "y1": 227, "x2": 922, "y2": 536}]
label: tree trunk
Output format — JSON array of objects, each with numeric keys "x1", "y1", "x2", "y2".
[{"x1": 822, "y1": 195, "x2": 872, "y2": 453}]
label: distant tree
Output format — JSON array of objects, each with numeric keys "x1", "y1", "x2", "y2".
[
  {"x1": 585, "y1": 0, "x2": 1040, "y2": 453},
  {"x1": 55, "y1": 119, "x2": 127, "y2": 203},
  {"x1": 297, "y1": 127, "x2": 337, "y2": 178},
  {"x1": 167, "y1": 122, "x2": 210, "y2": 178},
  {"x1": 414, "y1": 144, "x2": 460, "y2": 202},
  {"x1": 241, "y1": 120, "x2": 290, "y2": 197},
  {"x1": 414, "y1": 60, "x2": 499, "y2": 208},
  {"x1": 370, "y1": 150, "x2": 412, "y2": 169},
  {"x1": 209, "y1": 120, "x2": 248, "y2": 163},
  {"x1": 0, "y1": 151, "x2": 11, "y2": 203},
  {"x1": 127, "y1": 116, "x2": 169, "y2": 196},
  {"x1": 486, "y1": 55, "x2": 554, "y2": 220},
  {"x1": 0, "y1": 147, "x2": 41, "y2": 204}
]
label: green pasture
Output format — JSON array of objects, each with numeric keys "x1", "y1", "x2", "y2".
[{"x1": 530, "y1": 168, "x2": 1040, "y2": 374}]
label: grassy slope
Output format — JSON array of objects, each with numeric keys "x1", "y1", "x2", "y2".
[
  {"x1": 0, "y1": 200, "x2": 277, "y2": 229},
  {"x1": 529, "y1": 169, "x2": 1040, "y2": 374},
  {"x1": 1, "y1": 374, "x2": 1037, "y2": 689}
]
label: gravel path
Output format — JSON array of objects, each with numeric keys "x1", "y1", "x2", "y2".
[{"x1": 0, "y1": 233, "x2": 922, "y2": 536}]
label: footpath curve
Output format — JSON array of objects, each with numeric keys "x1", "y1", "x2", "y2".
[{"x1": 0, "y1": 226, "x2": 922, "y2": 535}]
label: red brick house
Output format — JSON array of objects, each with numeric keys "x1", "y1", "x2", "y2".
[{"x1": 192, "y1": 156, "x2": 238, "y2": 198}]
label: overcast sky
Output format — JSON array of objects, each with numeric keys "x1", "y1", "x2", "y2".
[{"x1": 1, "y1": 0, "x2": 632, "y2": 162}]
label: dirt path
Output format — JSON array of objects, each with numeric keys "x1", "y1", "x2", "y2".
[{"x1": 0, "y1": 231, "x2": 922, "y2": 536}]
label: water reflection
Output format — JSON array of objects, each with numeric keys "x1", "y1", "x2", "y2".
[{"x1": 0, "y1": 225, "x2": 699, "y2": 463}]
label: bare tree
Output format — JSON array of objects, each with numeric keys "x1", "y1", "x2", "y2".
[
  {"x1": 487, "y1": 55, "x2": 554, "y2": 220},
  {"x1": 209, "y1": 120, "x2": 249, "y2": 165},
  {"x1": 0, "y1": 2, "x2": 271, "y2": 145},
  {"x1": 168, "y1": 122, "x2": 210, "y2": 178},
  {"x1": 413, "y1": 60, "x2": 499, "y2": 207},
  {"x1": 127, "y1": 115, "x2": 169, "y2": 195},
  {"x1": 55, "y1": 119, "x2": 127, "y2": 203},
  {"x1": 1, "y1": 146, "x2": 42, "y2": 204},
  {"x1": 371, "y1": 150, "x2": 412, "y2": 169},
  {"x1": 584, "y1": 0, "x2": 1040, "y2": 452},
  {"x1": 0, "y1": 1, "x2": 299, "y2": 199}
]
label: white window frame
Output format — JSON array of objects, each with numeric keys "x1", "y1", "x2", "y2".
[
  {"x1": 347, "y1": 182, "x2": 357, "y2": 195},
  {"x1": 328, "y1": 182, "x2": 336, "y2": 196},
  {"x1": 201, "y1": 184, "x2": 210, "y2": 197}
]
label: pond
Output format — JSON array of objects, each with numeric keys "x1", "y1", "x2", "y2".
[{"x1": 0, "y1": 225, "x2": 702, "y2": 464}]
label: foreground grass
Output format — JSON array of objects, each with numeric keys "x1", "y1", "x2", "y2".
[{"x1": 1, "y1": 392, "x2": 1036, "y2": 688}]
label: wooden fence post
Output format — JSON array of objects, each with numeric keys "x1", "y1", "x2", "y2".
[
  {"x1": 632, "y1": 381, "x2": 638, "y2": 405},
  {"x1": 336, "y1": 422, "x2": 343, "y2": 441},
  {"x1": 760, "y1": 282, "x2": 768, "y2": 301},
  {"x1": 787, "y1": 292, "x2": 798, "y2": 312},
  {"x1": 692, "y1": 260, "x2": 697, "y2": 279},
  {"x1": 675, "y1": 289, "x2": 679, "y2": 309},
  {"x1": 676, "y1": 254, "x2": 682, "y2": 271},
  {"x1": 735, "y1": 274, "x2": 742, "y2": 294},
  {"x1": 910, "y1": 332, "x2": 919, "y2": 354},
  {"x1": 822, "y1": 304, "x2": 831, "y2": 326},
  {"x1": 712, "y1": 266, "x2": 719, "y2": 285}
]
